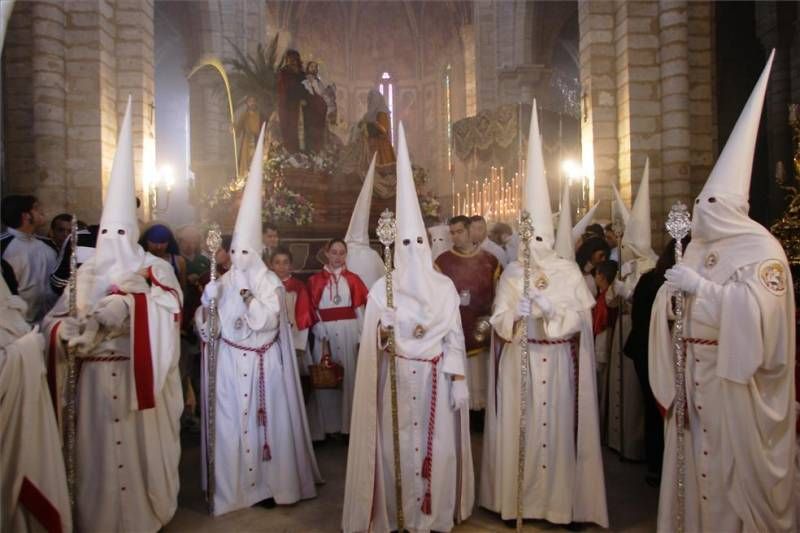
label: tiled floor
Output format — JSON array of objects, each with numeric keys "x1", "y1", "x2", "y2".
[{"x1": 166, "y1": 431, "x2": 659, "y2": 532}]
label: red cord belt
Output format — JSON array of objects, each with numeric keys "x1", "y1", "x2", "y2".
[
  {"x1": 394, "y1": 352, "x2": 443, "y2": 515},
  {"x1": 222, "y1": 336, "x2": 278, "y2": 461}
]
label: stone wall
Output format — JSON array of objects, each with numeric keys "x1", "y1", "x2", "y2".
[
  {"x1": 579, "y1": 0, "x2": 716, "y2": 249},
  {"x1": 2, "y1": 0, "x2": 155, "y2": 225}
]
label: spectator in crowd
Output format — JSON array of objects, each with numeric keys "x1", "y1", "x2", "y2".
[
  {"x1": 139, "y1": 223, "x2": 187, "y2": 288},
  {"x1": 49, "y1": 218, "x2": 96, "y2": 296},
  {"x1": 605, "y1": 223, "x2": 620, "y2": 262},
  {"x1": 0, "y1": 194, "x2": 58, "y2": 322},
  {"x1": 592, "y1": 259, "x2": 619, "y2": 432},
  {"x1": 469, "y1": 214, "x2": 508, "y2": 267},
  {"x1": 575, "y1": 234, "x2": 611, "y2": 295},
  {"x1": 49, "y1": 213, "x2": 73, "y2": 251},
  {"x1": 262, "y1": 222, "x2": 280, "y2": 264}
]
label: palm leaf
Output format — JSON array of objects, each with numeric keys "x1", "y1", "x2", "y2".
[{"x1": 224, "y1": 34, "x2": 281, "y2": 117}]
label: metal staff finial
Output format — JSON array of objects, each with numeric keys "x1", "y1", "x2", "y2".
[{"x1": 665, "y1": 201, "x2": 691, "y2": 533}]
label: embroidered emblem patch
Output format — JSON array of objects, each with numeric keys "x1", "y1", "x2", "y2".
[
  {"x1": 704, "y1": 251, "x2": 719, "y2": 269},
  {"x1": 758, "y1": 260, "x2": 787, "y2": 296},
  {"x1": 413, "y1": 324, "x2": 426, "y2": 339},
  {"x1": 534, "y1": 273, "x2": 549, "y2": 290}
]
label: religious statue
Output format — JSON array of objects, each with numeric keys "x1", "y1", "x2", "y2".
[
  {"x1": 301, "y1": 61, "x2": 330, "y2": 153},
  {"x1": 339, "y1": 89, "x2": 396, "y2": 183},
  {"x1": 234, "y1": 95, "x2": 266, "y2": 177},
  {"x1": 276, "y1": 49, "x2": 307, "y2": 154}
]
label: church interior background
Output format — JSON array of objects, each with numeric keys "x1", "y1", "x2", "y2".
[{"x1": 1, "y1": 1, "x2": 799, "y2": 531}]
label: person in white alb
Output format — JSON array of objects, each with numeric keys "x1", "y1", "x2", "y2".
[{"x1": 344, "y1": 154, "x2": 385, "y2": 289}]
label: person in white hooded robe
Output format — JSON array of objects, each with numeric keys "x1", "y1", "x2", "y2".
[
  {"x1": 603, "y1": 159, "x2": 657, "y2": 460},
  {"x1": 43, "y1": 97, "x2": 183, "y2": 533},
  {"x1": 427, "y1": 224, "x2": 452, "y2": 262},
  {"x1": 479, "y1": 101, "x2": 608, "y2": 528},
  {"x1": 345, "y1": 154, "x2": 385, "y2": 289},
  {"x1": 1, "y1": 276, "x2": 72, "y2": 533},
  {"x1": 649, "y1": 50, "x2": 796, "y2": 533},
  {"x1": 197, "y1": 124, "x2": 322, "y2": 516},
  {"x1": 343, "y1": 123, "x2": 474, "y2": 533}
]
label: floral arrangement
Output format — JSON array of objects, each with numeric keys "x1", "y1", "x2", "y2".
[
  {"x1": 265, "y1": 142, "x2": 338, "y2": 181},
  {"x1": 263, "y1": 187, "x2": 314, "y2": 226},
  {"x1": 419, "y1": 193, "x2": 441, "y2": 219}
]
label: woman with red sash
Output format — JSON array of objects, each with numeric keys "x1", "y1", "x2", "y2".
[{"x1": 306, "y1": 239, "x2": 368, "y2": 440}]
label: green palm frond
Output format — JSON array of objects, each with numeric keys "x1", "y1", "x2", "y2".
[{"x1": 224, "y1": 34, "x2": 281, "y2": 117}]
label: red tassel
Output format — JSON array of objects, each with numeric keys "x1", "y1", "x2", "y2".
[
  {"x1": 262, "y1": 443, "x2": 272, "y2": 461},
  {"x1": 257, "y1": 408, "x2": 266, "y2": 426},
  {"x1": 421, "y1": 490, "x2": 432, "y2": 514},
  {"x1": 421, "y1": 456, "x2": 432, "y2": 479}
]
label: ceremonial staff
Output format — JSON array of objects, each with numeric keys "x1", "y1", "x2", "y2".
[
  {"x1": 515, "y1": 211, "x2": 534, "y2": 532},
  {"x1": 611, "y1": 217, "x2": 625, "y2": 454},
  {"x1": 665, "y1": 202, "x2": 691, "y2": 533},
  {"x1": 64, "y1": 214, "x2": 79, "y2": 508},
  {"x1": 204, "y1": 224, "x2": 223, "y2": 515},
  {"x1": 376, "y1": 209, "x2": 404, "y2": 531}
]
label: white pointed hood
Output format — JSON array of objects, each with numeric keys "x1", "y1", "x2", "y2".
[
  {"x1": 231, "y1": 123, "x2": 267, "y2": 274},
  {"x1": 393, "y1": 122, "x2": 451, "y2": 327},
  {"x1": 429, "y1": 224, "x2": 452, "y2": 260},
  {"x1": 91, "y1": 96, "x2": 146, "y2": 301},
  {"x1": 345, "y1": 154, "x2": 377, "y2": 245},
  {"x1": 690, "y1": 50, "x2": 775, "y2": 244},
  {"x1": 1, "y1": 0, "x2": 14, "y2": 54},
  {"x1": 554, "y1": 184, "x2": 574, "y2": 260},
  {"x1": 521, "y1": 100, "x2": 555, "y2": 264},
  {"x1": 345, "y1": 154, "x2": 384, "y2": 287},
  {"x1": 621, "y1": 158, "x2": 657, "y2": 265},
  {"x1": 572, "y1": 202, "x2": 600, "y2": 243},
  {"x1": 612, "y1": 183, "x2": 630, "y2": 226}
]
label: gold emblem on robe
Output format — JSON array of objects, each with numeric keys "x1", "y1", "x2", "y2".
[
  {"x1": 704, "y1": 251, "x2": 719, "y2": 269},
  {"x1": 534, "y1": 273, "x2": 549, "y2": 290},
  {"x1": 758, "y1": 260, "x2": 787, "y2": 296}
]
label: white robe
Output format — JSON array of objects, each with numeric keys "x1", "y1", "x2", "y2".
[
  {"x1": 604, "y1": 259, "x2": 649, "y2": 460},
  {"x1": 649, "y1": 244, "x2": 796, "y2": 532},
  {"x1": 43, "y1": 256, "x2": 183, "y2": 533},
  {"x1": 479, "y1": 238, "x2": 508, "y2": 268},
  {"x1": 196, "y1": 267, "x2": 321, "y2": 516},
  {"x1": 1, "y1": 298, "x2": 71, "y2": 533},
  {"x1": 1, "y1": 228, "x2": 57, "y2": 323},
  {"x1": 343, "y1": 278, "x2": 474, "y2": 532},
  {"x1": 480, "y1": 261, "x2": 608, "y2": 527},
  {"x1": 346, "y1": 243, "x2": 384, "y2": 290},
  {"x1": 307, "y1": 275, "x2": 363, "y2": 437}
]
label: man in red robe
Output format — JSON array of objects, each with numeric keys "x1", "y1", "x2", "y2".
[{"x1": 435, "y1": 215, "x2": 500, "y2": 418}]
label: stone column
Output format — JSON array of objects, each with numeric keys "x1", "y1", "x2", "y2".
[
  {"x1": 579, "y1": 0, "x2": 617, "y2": 218},
  {"x1": 658, "y1": 0, "x2": 691, "y2": 233},
  {"x1": 474, "y1": 1, "x2": 497, "y2": 111},
  {"x1": 687, "y1": 1, "x2": 715, "y2": 199}
]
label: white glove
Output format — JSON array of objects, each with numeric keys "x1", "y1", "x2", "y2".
[
  {"x1": 664, "y1": 264, "x2": 703, "y2": 295},
  {"x1": 93, "y1": 295, "x2": 129, "y2": 329},
  {"x1": 531, "y1": 291, "x2": 555, "y2": 319},
  {"x1": 202, "y1": 280, "x2": 220, "y2": 305},
  {"x1": 58, "y1": 316, "x2": 99, "y2": 350},
  {"x1": 621, "y1": 260, "x2": 634, "y2": 278},
  {"x1": 380, "y1": 308, "x2": 396, "y2": 329},
  {"x1": 516, "y1": 296, "x2": 532, "y2": 318},
  {"x1": 450, "y1": 378, "x2": 469, "y2": 411}
]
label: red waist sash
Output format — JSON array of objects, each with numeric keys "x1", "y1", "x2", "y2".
[{"x1": 318, "y1": 306, "x2": 356, "y2": 322}]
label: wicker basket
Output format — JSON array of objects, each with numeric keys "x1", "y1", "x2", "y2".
[{"x1": 309, "y1": 341, "x2": 343, "y2": 389}]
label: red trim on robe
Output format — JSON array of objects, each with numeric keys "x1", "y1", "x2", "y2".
[
  {"x1": 147, "y1": 266, "x2": 182, "y2": 322},
  {"x1": 131, "y1": 293, "x2": 156, "y2": 410},
  {"x1": 47, "y1": 321, "x2": 61, "y2": 415},
  {"x1": 282, "y1": 276, "x2": 316, "y2": 330},
  {"x1": 18, "y1": 477, "x2": 63, "y2": 533},
  {"x1": 307, "y1": 268, "x2": 368, "y2": 320}
]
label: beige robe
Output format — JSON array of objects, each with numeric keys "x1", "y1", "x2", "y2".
[{"x1": 650, "y1": 240, "x2": 795, "y2": 532}]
